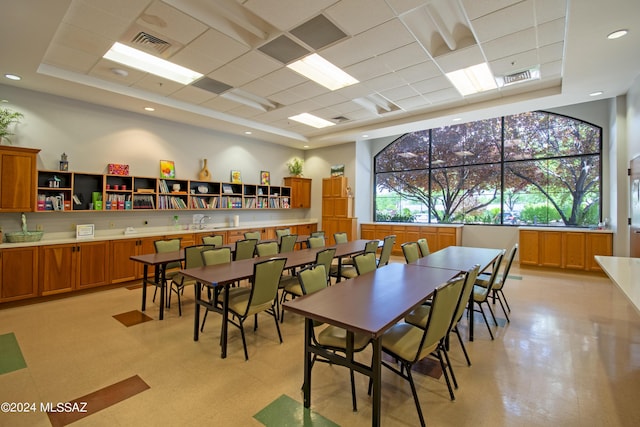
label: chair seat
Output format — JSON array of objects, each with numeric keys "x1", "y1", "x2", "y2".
[
  {"x1": 472, "y1": 285, "x2": 490, "y2": 301},
  {"x1": 283, "y1": 281, "x2": 303, "y2": 297},
  {"x1": 475, "y1": 273, "x2": 504, "y2": 289},
  {"x1": 317, "y1": 326, "x2": 370, "y2": 351},
  {"x1": 339, "y1": 266, "x2": 358, "y2": 279},
  {"x1": 381, "y1": 323, "x2": 438, "y2": 362},
  {"x1": 405, "y1": 305, "x2": 431, "y2": 328},
  {"x1": 228, "y1": 290, "x2": 272, "y2": 317}
]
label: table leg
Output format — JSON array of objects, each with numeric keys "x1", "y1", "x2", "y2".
[
  {"x1": 221, "y1": 283, "x2": 229, "y2": 358},
  {"x1": 141, "y1": 265, "x2": 148, "y2": 312},
  {"x1": 336, "y1": 257, "x2": 343, "y2": 283},
  {"x1": 193, "y1": 283, "x2": 201, "y2": 341},
  {"x1": 303, "y1": 318, "x2": 312, "y2": 408},
  {"x1": 159, "y1": 264, "x2": 166, "y2": 320},
  {"x1": 468, "y1": 293, "x2": 474, "y2": 341},
  {"x1": 371, "y1": 338, "x2": 382, "y2": 427}
]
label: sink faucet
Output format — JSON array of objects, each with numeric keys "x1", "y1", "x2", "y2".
[{"x1": 199, "y1": 215, "x2": 212, "y2": 230}]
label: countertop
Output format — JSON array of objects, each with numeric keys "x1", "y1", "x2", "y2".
[{"x1": 595, "y1": 255, "x2": 640, "y2": 313}]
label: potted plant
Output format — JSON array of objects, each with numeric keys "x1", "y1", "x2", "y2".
[
  {"x1": 0, "y1": 107, "x2": 24, "y2": 144},
  {"x1": 287, "y1": 157, "x2": 304, "y2": 176}
]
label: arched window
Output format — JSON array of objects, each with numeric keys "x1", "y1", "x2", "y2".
[{"x1": 374, "y1": 111, "x2": 602, "y2": 227}]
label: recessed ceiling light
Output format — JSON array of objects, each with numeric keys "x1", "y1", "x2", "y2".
[
  {"x1": 589, "y1": 91, "x2": 604, "y2": 97},
  {"x1": 111, "y1": 68, "x2": 129, "y2": 77},
  {"x1": 288, "y1": 113, "x2": 335, "y2": 128},
  {"x1": 287, "y1": 53, "x2": 358, "y2": 91},
  {"x1": 104, "y1": 42, "x2": 202, "y2": 85},
  {"x1": 245, "y1": 131, "x2": 252, "y2": 135},
  {"x1": 607, "y1": 29, "x2": 628, "y2": 39},
  {"x1": 303, "y1": 145, "x2": 309, "y2": 148},
  {"x1": 452, "y1": 118, "x2": 462, "y2": 122},
  {"x1": 362, "y1": 134, "x2": 369, "y2": 138},
  {"x1": 4, "y1": 74, "x2": 21, "y2": 81},
  {"x1": 144, "y1": 107, "x2": 155, "y2": 112}
]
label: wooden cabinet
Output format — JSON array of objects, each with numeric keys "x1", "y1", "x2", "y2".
[
  {"x1": 323, "y1": 218, "x2": 358, "y2": 243},
  {"x1": 0, "y1": 146, "x2": 39, "y2": 212},
  {"x1": 322, "y1": 176, "x2": 357, "y2": 240},
  {"x1": 110, "y1": 237, "x2": 158, "y2": 283},
  {"x1": 322, "y1": 176, "x2": 347, "y2": 197},
  {"x1": 39, "y1": 241, "x2": 110, "y2": 295},
  {"x1": 519, "y1": 229, "x2": 612, "y2": 272},
  {"x1": 0, "y1": 247, "x2": 38, "y2": 302},
  {"x1": 294, "y1": 223, "x2": 317, "y2": 237},
  {"x1": 284, "y1": 177, "x2": 311, "y2": 209},
  {"x1": 359, "y1": 224, "x2": 462, "y2": 255}
]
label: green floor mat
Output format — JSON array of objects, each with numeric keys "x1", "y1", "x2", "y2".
[
  {"x1": 254, "y1": 394, "x2": 339, "y2": 427},
  {"x1": 0, "y1": 333, "x2": 27, "y2": 375}
]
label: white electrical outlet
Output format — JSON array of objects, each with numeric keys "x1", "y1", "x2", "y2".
[{"x1": 36, "y1": 224, "x2": 43, "y2": 231}]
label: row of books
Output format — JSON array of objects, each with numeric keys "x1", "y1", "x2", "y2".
[
  {"x1": 221, "y1": 196, "x2": 243, "y2": 208},
  {"x1": 189, "y1": 196, "x2": 219, "y2": 209},
  {"x1": 37, "y1": 193, "x2": 71, "y2": 211},
  {"x1": 158, "y1": 195, "x2": 187, "y2": 209},
  {"x1": 133, "y1": 194, "x2": 155, "y2": 209}
]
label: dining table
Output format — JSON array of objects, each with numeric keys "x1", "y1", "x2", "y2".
[
  {"x1": 283, "y1": 262, "x2": 460, "y2": 427},
  {"x1": 409, "y1": 245, "x2": 503, "y2": 341}
]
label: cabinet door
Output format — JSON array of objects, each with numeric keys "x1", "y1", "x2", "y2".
[
  {"x1": 519, "y1": 230, "x2": 540, "y2": 266},
  {"x1": 0, "y1": 148, "x2": 38, "y2": 211},
  {"x1": 0, "y1": 247, "x2": 38, "y2": 302},
  {"x1": 586, "y1": 233, "x2": 613, "y2": 271},
  {"x1": 331, "y1": 176, "x2": 347, "y2": 197},
  {"x1": 285, "y1": 177, "x2": 311, "y2": 208},
  {"x1": 39, "y1": 244, "x2": 76, "y2": 295},
  {"x1": 76, "y1": 241, "x2": 110, "y2": 289},
  {"x1": 322, "y1": 197, "x2": 335, "y2": 217},
  {"x1": 563, "y1": 232, "x2": 586, "y2": 270},
  {"x1": 333, "y1": 197, "x2": 351, "y2": 217},
  {"x1": 361, "y1": 225, "x2": 376, "y2": 240},
  {"x1": 110, "y1": 238, "x2": 139, "y2": 283},
  {"x1": 437, "y1": 228, "x2": 458, "y2": 250},
  {"x1": 137, "y1": 237, "x2": 157, "y2": 279},
  {"x1": 540, "y1": 232, "x2": 562, "y2": 267},
  {"x1": 419, "y1": 227, "x2": 439, "y2": 253}
]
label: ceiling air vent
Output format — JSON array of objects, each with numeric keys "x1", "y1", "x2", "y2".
[
  {"x1": 496, "y1": 66, "x2": 540, "y2": 87},
  {"x1": 131, "y1": 31, "x2": 171, "y2": 55},
  {"x1": 330, "y1": 116, "x2": 350, "y2": 124}
]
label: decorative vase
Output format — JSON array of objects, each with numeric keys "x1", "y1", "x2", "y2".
[{"x1": 198, "y1": 158, "x2": 211, "y2": 181}]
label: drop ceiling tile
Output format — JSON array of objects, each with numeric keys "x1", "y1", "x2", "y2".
[
  {"x1": 325, "y1": 0, "x2": 395, "y2": 36},
  {"x1": 482, "y1": 28, "x2": 537, "y2": 61},
  {"x1": 363, "y1": 72, "x2": 408, "y2": 93},
  {"x1": 200, "y1": 95, "x2": 241, "y2": 112},
  {"x1": 535, "y1": 0, "x2": 567, "y2": 24},
  {"x1": 384, "y1": 0, "x2": 432, "y2": 15},
  {"x1": 537, "y1": 18, "x2": 566, "y2": 46},
  {"x1": 48, "y1": 23, "x2": 113, "y2": 58},
  {"x1": 394, "y1": 61, "x2": 442, "y2": 84},
  {"x1": 433, "y1": 44, "x2": 485, "y2": 72},
  {"x1": 345, "y1": 57, "x2": 393, "y2": 82},
  {"x1": 239, "y1": 78, "x2": 281, "y2": 98},
  {"x1": 269, "y1": 89, "x2": 306, "y2": 106},
  {"x1": 242, "y1": 0, "x2": 337, "y2": 31},
  {"x1": 335, "y1": 83, "x2": 380, "y2": 100},
  {"x1": 471, "y1": 0, "x2": 535, "y2": 43},
  {"x1": 539, "y1": 41, "x2": 564, "y2": 64},
  {"x1": 138, "y1": 1, "x2": 207, "y2": 45},
  {"x1": 489, "y1": 49, "x2": 540, "y2": 76},
  {"x1": 460, "y1": 0, "x2": 522, "y2": 20},
  {"x1": 131, "y1": 74, "x2": 184, "y2": 95},
  {"x1": 258, "y1": 68, "x2": 307, "y2": 95},
  {"x1": 394, "y1": 95, "x2": 430, "y2": 110},
  {"x1": 311, "y1": 91, "x2": 352, "y2": 108},
  {"x1": 540, "y1": 60, "x2": 563, "y2": 79},
  {"x1": 424, "y1": 87, "x2": 462, "y2": 103},
  {"x1": 45, "y1": 44, "x2": 103, "y2": 74},
  {"x1": 380, "y1": 84, "x2": 420, "y2": 101},
  {"x1": 377, "y1": 42, "x2": 430, "y2": 71},
  {"x1": 171, "y1": 29, "x2": 250, "y2": 75},
  {"x1": 169, "y1": 85, "x2": 218, "y2": 104},
  {"x1": 411, "y1": 76, "x2": 452, "y2": 94},
  {"x1": 226, "y1": 104, "x2": 265, "y2": 118},
  {"x1": 62, "y1": 1, "x2": 132, "y2": 41},
  {"x1": 89, "y1": 58, "x2": 147, "y2": 84},
  {"x1": 80, "y1": 0, "x2": 149, "y2": 18}
]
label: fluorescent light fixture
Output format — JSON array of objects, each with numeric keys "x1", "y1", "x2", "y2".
[
  {"x1": 589, "y1": 91, "x2": 604, "y2": 97},
  {"x1": 287, "y1": 53, "x2": 358, "y2": 90},
  {"x1": 103, "y1": 42, "x2": 202, "y2": 85},
  {"x1": 452, "y1": 117, "x2": 462, "y2": 122},
  {"x1": 445, "y1": 63, "x2": 497, "y2": 96},
  {"x1": 607, "y1": 29, "x2": 628, "y2": 39},
  {"x1": 4, "y1": 74, "x2": 21, "y2": 81},
  {"x1": 144, "y1": 107, "x2": 155, "y2": 111},
  {"x1": 288, "y1": 113, "x2": 335, "y2": 128}
]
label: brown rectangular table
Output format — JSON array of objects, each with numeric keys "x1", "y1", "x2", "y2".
[
  {"x1": 410, "y1": 246, "x2": 503, "y2": 340},
  {"x1": 130, "y1": 250, "x2": 185, "y2": 321},
  {"x1": 181, "y1": 239, "x2": 379, "y2": 358},
  {"x1": 283, "y1": 262, "x2": 459, "y2": 427}
]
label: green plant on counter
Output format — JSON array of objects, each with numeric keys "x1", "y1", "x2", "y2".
[
  {"x1": 287, "y1": 157, "x2": 303, "y2": 176},
  {"x1": 0, "y1": 107, "x2": 24, "y2": 144}
]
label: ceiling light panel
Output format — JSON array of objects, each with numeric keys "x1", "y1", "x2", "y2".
[
  {"x1": 287, "y1": 54, "x2": 359, "y2": 90},
  {"x1": 288, "y1": 112, "x2": 335, "y2": 128}
]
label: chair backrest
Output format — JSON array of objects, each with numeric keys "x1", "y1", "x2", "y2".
[
  {"x1": 307, "y1": 236, "x2": 325, "y2": 248},
  {"x1": 154, "y1": 238, "x2": 182, "y2": 269},
  {"x1": 377, "y1": 235, "x2": 396, "y2": 267},
  {"x1": 402, "y1": 242, "x2": 420, "y2": 264},
  {"x1": 201, "y1": 247, "x2": 232, "y2": 266},
  {"x1": 354, "y1": 252, "x2": 377, "y2": 276},
  {"x1": 495, "y1": 244, "x2": 518, "y2": 290},
  {"x1": 201, "y1": 234, "x2": 223, "y2": 247},
  {"x1": 315, "y1": 247, "x2": 336, "y2": 282},
  {"x1": 244, "y1": 231, "x2": 261, "y2": 241},
  {"x1": 256, "y1": 241, "x2": 279, "y2": 257},
  {"x1": 484, "y1": 250, "x2": 506, "y2": 292},
  {"x1": 275, "y1": 228, "x2": 291, "y2": 239},
  {"x1": 298, "y1": 264, "x2": 329, "y2": 295},
  {"x1": 415, "y1": 276, "x2": 465, "y2": 362},
  {"x1": 417, "y1": 238, "x2": 430, "y2": 257},
  {"x1": 235, "y1": 239, "x2": 257, "y2": 260},
  {"x1": 183, "y1": 244, "x2": 216, "y2": 269},
  {"x1": 334, "y1": 232, "x2": 348, "y2": 244},
  {"x1": 452, "y1": 264, "x2": 480, "y2": 325},
  {"x1": 245, "y1": 258, "x2": 287, "y2": 315},
  {"x1": 364, "y1": 240, "x2": 380, "y2": 254},
  {"x1": 279, "y1": 234, "x2": 298, "y2": 253},
  {"x1": 311, "y1": 231, "x2": 325, "y2": 238}
]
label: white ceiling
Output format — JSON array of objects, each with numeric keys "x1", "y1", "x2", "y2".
[{"x1": 1, "y1": 0, "x2": 639, "y2": 149}]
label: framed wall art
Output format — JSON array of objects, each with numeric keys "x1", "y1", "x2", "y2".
[
  {"x1": 160, "y1": 160, "x2": 176, "y2": 178},
  {"x1": 260, "y1": 171, "x2": 270, "y2": 185}
]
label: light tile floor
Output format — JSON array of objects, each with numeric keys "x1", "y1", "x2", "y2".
[{"x1": 1, "y1": 258, "x2": 640, "y2": 426}]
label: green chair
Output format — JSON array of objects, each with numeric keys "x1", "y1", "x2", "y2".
[
  {"x1": 307, "y1": 236, "x2": 325, "y2": 248},
  {"x1": 226, "y1": 257, "x2": 287, "y2": 360},
  {"x1": 199, "y1": 246, "x2": 233, "y2": 332},
  {"x1": 377, "y1": 235, "x2": 396, "y2": 267},
  {"x1": 354, "y1": 252, "x2": 377, "y2": 276},
  {"x1": 280, "y1": 248, "x2": 336, "y2": 322},
  {"x1": 311, "y1": 231, "x2": 325, "y2": 239},
  {"x1": 201, "y1": 234, "x2": 224, "y2": 247},
  {"x1": 417, "y1": 238, "x2": 430, "y2": 257},
  {"x1": 234, "y1": 239, "x2": 257, "y2": 261},
  {"x1": 334, "y1": 240, "x2": 379, "y2": 279},
  {"x1": 476, "y1": 244, "x2": 518, "y2": 322},
  {"x1": 256, "y1": 241, "x2": 279, "y2": 257},
  {"x1": 333, "y1": 232, "x2": 348, "y2": 244},
  {"x1": 275, "y1": 228, "x2": 290, "y2": 244},
  {"x1": 298, "y1": 264, "x2": 371, "y2": 412},
  {"x1": 377, "y1": 275, "x2": 465, "y2": 426},
  {"x1": 167, "y1": 244, "x2": 215, "y2": 316},
  {"x1": 244, "y1": 231, "x2": 261, "y2": 241},
  {"x1": 402, "y1": 241, "x2": 420, "y2": 263},
  {"x1": 152, "y1": 238, "x2": 182, "y2": 304},
  {"x1": 472, "y1": 250, "x2": 505, "y2": 340},
  {"x1": 279, "y1": 234, "x2": 298, "y2": 253}
]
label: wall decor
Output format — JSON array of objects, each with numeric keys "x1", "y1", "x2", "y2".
[
  {"x1": 160, "y1": 160, "x2": 176, "y2": 178},
  {"x1": 261, "y1": 171, "x2": 270, "y2": 185},
  {"x1": 108, "y1": 163, "x2": 129, "y2": 175},
  {"x1": 231, "y1": 170, "x2": 242, "y2": 183},
  {"x1": 331, "y1": 164, "x2": 345, "y2": 176}
]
